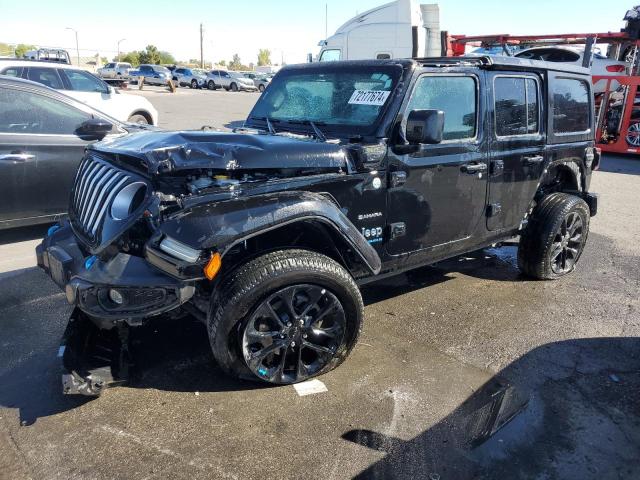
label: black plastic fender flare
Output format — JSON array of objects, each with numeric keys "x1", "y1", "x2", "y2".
[{"x1": 157, "y1": 191, "x2": 382, "y2": 275}]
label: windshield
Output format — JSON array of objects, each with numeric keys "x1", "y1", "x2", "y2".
[{"x1": 247, "y1": 66, "x2": 402, "y2": 135}]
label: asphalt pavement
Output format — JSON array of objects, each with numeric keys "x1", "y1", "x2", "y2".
[{"x1": 0, "y1": 87, "x2": 639, "y2": 480}]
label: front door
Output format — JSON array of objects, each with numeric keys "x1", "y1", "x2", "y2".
[
  {"x1": 386, "y1": 73, "x2": 489, "y2": 256},
  {"x1": 487, "y1": 73, "x2": 546, "y2": 231},
  {"x1": 0, "y1": 85, "x2": 93, "y2": 224}
]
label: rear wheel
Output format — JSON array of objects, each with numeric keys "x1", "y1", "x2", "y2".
[
  {"x1": 626, "y1": 122, "x2": 640, "y2": 147},
  {"x1": 258, "y1": 84, "x2": 266, "y2": 93},
  {"x1": 518, "y1": 193, "x2": 590, "y2": 280},
  {"x1": 208, "y1": 250, "x2": 363, "y2": 384},
  {"x1": 127, "y1": 114, "x2": 149, "y2": 125}
]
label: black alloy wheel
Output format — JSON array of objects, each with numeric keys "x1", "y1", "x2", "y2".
[
  {"x1": 241, "y1": 285, "x2": 346, "y2": 384},
  {"x1": 549, "y1": 211, "x2": 585, "y2": 275}
]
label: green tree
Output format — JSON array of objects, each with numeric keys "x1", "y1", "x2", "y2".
[
  {"x1": 218, "y1": 60, "x2": 227, "y2": 67},
  {"x1": 0, "y1": 42, "x2": 14, "y2": 56},
  {"x1": 257, "y1": 49, "x2": 271, "y2": 66},
  {"x1": 118, "y1": 51, "x2": 140, "y2": 66},
  {"x1": 158, "y1": 50, "x2": 175, "y2": 65},
  {"x1": 14, "y1": 43, "x2": 36, "y2": 58},
  {"x1": 229, "y1": 53, "x2": 242, "y2": 70},
  {"x1": 138, "y1": 45, "x2": 160, "y2": 65}
]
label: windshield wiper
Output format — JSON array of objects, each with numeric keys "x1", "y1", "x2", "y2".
[
  {"x1": 248, "y1": 116, "x2": 278, "y2": 135},
  {"x1": 308, "y1": 121, "x2": 327, "y2": 142}
]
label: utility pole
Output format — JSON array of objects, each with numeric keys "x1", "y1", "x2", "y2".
[
  {"x1": 200, "y1": 23, "x2": 204, "y2": 69},
  {"x1": 117, "y1": 38, "x2": 126, "y2": 62},
  {"x1": 66, "y1": 27, "x2": 79, "y2": 66},
  {"x1": 325, "y1": 4, "x2": 328, "y2": 39}
]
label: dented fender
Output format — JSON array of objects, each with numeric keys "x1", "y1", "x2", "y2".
[{"x1": 157, "y1": 191, "x2": 382, "y2": 275}]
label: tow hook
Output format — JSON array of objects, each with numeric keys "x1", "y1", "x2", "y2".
[{"x1": 60, "y1": 308, "x2": 131, "y2": 396}]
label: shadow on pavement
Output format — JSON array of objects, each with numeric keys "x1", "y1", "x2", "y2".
[{"x1": 343, "y1": 337, "x2": 640, "y2": 479}]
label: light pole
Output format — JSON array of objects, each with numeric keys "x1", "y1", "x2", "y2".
[
  {"x1": 65, "y1": 27, "x2": 79, "y2": 66},
  {"x1": 117, "y1": 38, "x2": 126, "y2": 62}
]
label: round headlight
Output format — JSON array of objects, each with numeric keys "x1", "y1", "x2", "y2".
[{"x1": 110, "y1": 182, "x2": 147, "y2": 221}]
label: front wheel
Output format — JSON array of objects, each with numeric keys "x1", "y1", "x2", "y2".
[
  {"x1": 258, "y1": 84, "x2": 266, "y2": 93},
  {"x1": 518, "y1": 193, "x2": 590, "y2": 280},
  {"x1": 127, "y1": 114, "x2": 149, "y2": 125},
  {"x1": 190, "y1": 79, "x2": 198, "y2": 89},
  {"x1": 208, "y1": 250, "x2": 363, "y2": 384},
  {"x1": 230, "y1": 82, "x2": 238, "y2": 92},
  {"x1": 207, "y1": 80, "x2": 216, "y2": 90}
]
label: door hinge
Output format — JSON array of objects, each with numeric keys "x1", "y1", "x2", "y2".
[
  {"x1": 487, "y1": 203, "x2": 502, "y2": 217},
  {"x1": 390, "y1": 222, "x2": 406, "y2": 239},
  {"x1": 490, "y1": 160, "x2": 504, "y2": 177},
  {"x1": 390, "y1": 171, "x2": 407, "y2": 188}
]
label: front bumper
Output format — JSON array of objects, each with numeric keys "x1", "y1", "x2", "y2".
[{"x1": 37, "y1": 222, "x2": 195, "y2": 326}]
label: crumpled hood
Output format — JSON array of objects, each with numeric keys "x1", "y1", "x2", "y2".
[{"x1": 92, "y1": 130, "x2": 350, "y2": 175}]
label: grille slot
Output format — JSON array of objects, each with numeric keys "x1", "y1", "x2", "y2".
[{"x1": 70, "y1": 156, "x2": 133, "y2": 242}]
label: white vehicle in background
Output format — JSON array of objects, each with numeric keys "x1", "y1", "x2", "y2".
[
  {"x1": 97, "y1": 62, "x2": 132, "y2": 80},
  {"x1": 0, "y1": 60, "x2": 158, "y2": 125},
  {"x1": 515, "y1": 46, "x2": 629, "y2": 93},
  {"x1": 316, "y1": 0, "x2": 440, "y2": 61}
]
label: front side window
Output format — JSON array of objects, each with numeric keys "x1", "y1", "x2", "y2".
[
  {"x1": 407, "y1": 75, "x2": 477, "y2": 141},
  {"x1": 105, "y1": 63, "x2": 115, "y2": 69},
  {"x1": 552, "y1": 78, "x2": 590, "y2": 133},
  {"x1": 495, "y1": 77, "x2": 539, "y2": 137},
  {"x1": 26, "y1": 67, "x2": 64, "y2": 89},
  {"x1": 248, "y1": 66, "x2": 401, "y2": 135},
  {"x1": 0, "y1": 87, "x2": 90, "y2": 134},
  {"x1": 319, "y1": 49, "x2": 341, "y2": 62},
  {"x1": 62, "y1": 70, "x2": 107, "y2": 93}
]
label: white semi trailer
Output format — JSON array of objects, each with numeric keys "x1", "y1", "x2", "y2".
[{"x1": 316, "y1": 0, "x2": 441, "y2": 61}]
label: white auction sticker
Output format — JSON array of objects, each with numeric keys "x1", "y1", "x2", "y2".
[
  {"x1": 293, "y1": 379, "x2": 328, "y2": 397},
  {"x1": 348, "y1": 90, "x2": 391, "y2": 106}
]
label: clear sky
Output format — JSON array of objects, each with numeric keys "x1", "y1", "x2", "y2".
[{"x1": 0, "y1": 0, "x2": 634, "y2": 64}]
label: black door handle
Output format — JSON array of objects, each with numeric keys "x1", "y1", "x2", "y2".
[
  {"x1": 523, "y1": 155, "x2": 544, "y2": 165},
  {"x1": 461, "y1": 162, "x2": 488, "y2": 174}
]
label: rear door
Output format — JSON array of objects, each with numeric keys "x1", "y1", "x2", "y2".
[
  {"x1": 486, "y1": 73, "x2": 546, "y2": 231},
  {"x1": 0, "y1": 84, "x2": 95, "y2": 224}
]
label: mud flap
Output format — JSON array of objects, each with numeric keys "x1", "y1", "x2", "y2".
[{"x1": 60, "y1": 308, "x2": 131, "y2": 396}]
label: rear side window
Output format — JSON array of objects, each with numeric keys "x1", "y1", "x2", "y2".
[
  {"x1": 552, "y1": 78, "x2": 590, "y2": 133},
  {"x1": 26, "y1": 67, "x2": 64, "y2": 89},
  {"x1": 494, "y1": 77, "x2": 539, "y2": 137},
  {"x1": 407, "y1": 75, "x2": 477, "y2": 141},
  {"x1": 61, "y1": 70, "x2": 107, "y2": 93}
]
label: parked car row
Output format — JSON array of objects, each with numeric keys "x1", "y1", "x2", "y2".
[{"x1": 0, "y1": 60, "x2": 158, "y2": 125}]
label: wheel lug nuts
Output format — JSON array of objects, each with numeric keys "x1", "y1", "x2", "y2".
[{"x1": 291, "y1": 341, "x2": 296, "y2": 347}]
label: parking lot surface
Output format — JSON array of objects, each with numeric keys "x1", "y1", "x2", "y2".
[{"x1": 1, "y1": 88, "x2": 639, "y2": 480}]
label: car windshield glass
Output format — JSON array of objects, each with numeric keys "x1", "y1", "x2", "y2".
[
  {"x1": 155, "y1": 67, "x2": 170, "y2": 73},
  {"x1": 247, "y1": 65, "x2": 402, "y2": 134}
]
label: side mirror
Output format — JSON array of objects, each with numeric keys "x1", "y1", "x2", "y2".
[
  {"x1": 76, "y1": 118, "x2": 112, "y2": 140},
  {"x1": 405, "y1": 109, "x2": 445, "y2": 145}
]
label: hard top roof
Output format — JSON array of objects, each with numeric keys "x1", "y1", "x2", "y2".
[{"x1": 281, "y1": 56, "x2": 591, "y2": 76}]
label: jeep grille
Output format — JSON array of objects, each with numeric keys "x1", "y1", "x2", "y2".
[{"x1": 69, "y1": 155, "x2": 133, "y2": 243}]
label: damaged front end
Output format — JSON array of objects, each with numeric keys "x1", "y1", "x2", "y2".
[{"x1": 37, "y1": 129, "x2": 376, "y2": 396}]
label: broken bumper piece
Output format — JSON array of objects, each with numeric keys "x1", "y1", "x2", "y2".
[{"x1": 60, "y1": 308, "x2": 130, "y2": 396}]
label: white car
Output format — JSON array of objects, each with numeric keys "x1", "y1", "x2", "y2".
[
  {"x1": 0, "y1": 60, "x2": 158, "y2": 125},
  {"x1": 515, "y1": 47, "x2": 629, "y2": 93}
]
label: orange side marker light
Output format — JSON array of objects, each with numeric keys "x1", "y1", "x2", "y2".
[{"x1": 204, "y1": 252, "x2": 222, "y2": 280}]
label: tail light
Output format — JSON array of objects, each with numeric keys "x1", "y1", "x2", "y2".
[{"x1": 606, "y1": 65, "x2": 626, "y2": 73}]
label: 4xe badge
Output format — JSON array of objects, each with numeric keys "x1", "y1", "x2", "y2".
[{"x1": 362, "y1": 226, "x2": 383, "y2": 244}]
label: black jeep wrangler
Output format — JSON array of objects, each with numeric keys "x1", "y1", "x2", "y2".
[{"x1": 38, "y1": 56, "x2": 599, "y2": 395}]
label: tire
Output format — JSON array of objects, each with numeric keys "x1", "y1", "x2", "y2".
[
  {"x1": 518, "y1": 193, "x2": 590, "y2": 280},
  {"x1": 208, "y1": 249, "x2": 363, "y2": 385},
  {"x1": 258, "y1": 84, "x2": 266, "y2": 93},
  {"x1": 626, "y1": 122, "x2": 640, "y2": 147},
  {"x1": 230, "y1": 82, "x2": 238, "y2": 92},
  {"x1": 127, "y1": 114, "x2": 149, "y2": 125},
  {"x1": 207, "y1": 80, "x2": 216, "y2": 90},
  {"x1": 191, "y1": 79, "x2": 198, "y2": 89}
]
